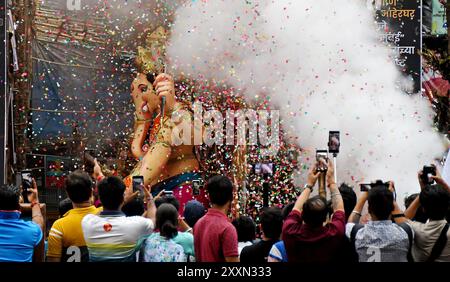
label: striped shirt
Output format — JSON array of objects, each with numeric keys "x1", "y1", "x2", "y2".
[
  {"x1": 81, "y1": 211, "x2": 154, "y2": 262},
  {"x1": 47, "y1": 206, "x2": 101, "y2": 262}
]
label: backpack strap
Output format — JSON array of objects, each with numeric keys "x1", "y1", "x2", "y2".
[
  {"x1": 350, "y1": 224, "x2": 364, "y2": 249},
  {"x1": 426, "y1": 223, "x2": 449, "y2": 262},
  {"x1": 349, "y1": 224, "x2": 364, "y2": 261},
  {"x1": 398, "y1": 222, "x2": 414, "y2": 262}
]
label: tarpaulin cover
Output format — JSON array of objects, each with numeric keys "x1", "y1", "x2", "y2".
[{"x1": 30, "y1": 0, "x2": 151, "y2": 154}]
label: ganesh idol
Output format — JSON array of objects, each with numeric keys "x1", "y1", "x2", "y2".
[{"x1": 95, "y1": 26, "x2": 208, "y2": 213}]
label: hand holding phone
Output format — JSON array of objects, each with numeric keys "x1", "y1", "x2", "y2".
[
  {"x1": 84, "y1": 149, "x2": 97, "y2": 173},
  {"x1": 21, "y1": 170, "x2": 33, "y2": 203},
  {"x1": 163, "y1": 190, "x2": 174, "y2": 196},
  {"x1": 254, "y1": 163, "x2": 274, "y2": 175},
  {"x1": 360, "y1": 184, "x2": 371, "y2": 192},
  {"x1": 21, "y1": 170, "x2": 33, "y2": 189},
  {"x1": 132, "y1": 176, "x2": 145, "y2": 199},
  {"x1": 316, "y1": 150, "x2": 329, "y2": 172},
  {"x1": 192, "y1": 180, "x2": 202, "y2": 196},
  {"x1": 421, "y1": 165, "x2": 436, "y2": 185},
  {"x1": 373, "y1": 179, "x2": 390, "y2": 188},
  {"x1": 360, "y1": 180, "x2": 390, "y2": 192}
]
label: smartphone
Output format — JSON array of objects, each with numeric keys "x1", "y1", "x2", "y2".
[
  {"x1": 21, "y1": 170, "x2": 33, "y2": 203},
  {"x1": 361, "y1": 180, "x2": 390, "y2": 191},
  {"x1": 83, "y1": 149, "x2": 95, "y2": 161},
  {"x1": 84, "y1": 149, "x2": 96, "y2": 171},
  {"x1": 254, "y1": 163, "x2": 274, "y2": 175},
  {"x1": 328, "y1": 131, "x2": 340, "y2": 154},
  {"x1": 132, "y1": 176, "x2": 145, "y2": 199},
  {"x1": 372, "y1": 180, "x2": 390, "y2": 189},
  {"x1": 164, "y1": 190, "x2": 174, "y2": 196},
  {"x1": 360, "y1": 183, "x2": 371, "y2": 192},
  {"x1": 192, "y1": 180, "x2": 201, "y2": 196},
  {"x1": 316, "y1": 149, "x2": 329, "y2": 172},
  {"x1": 422, "y1": 165, "x2": 436, "y2": 185}
]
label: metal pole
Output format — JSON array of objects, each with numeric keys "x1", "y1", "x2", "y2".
[
  {"x1": 318, "y1": 173, "x2": 326, "y2": 199},
  {"x1": 0, "y1": 2, "x2": 7, "y2": 184},
  {"x1": 263, "y1": 174, "x2": 269, "y2": 207},
  {"x1": 419, "y1": 0, "x2": 423, "y2": 94},
  {"x1": 333, "y1": 154, "x2": 338, "y2": 184},
  {"x1": 10, "y1": 89, "x2": 15, "y2": 166}
]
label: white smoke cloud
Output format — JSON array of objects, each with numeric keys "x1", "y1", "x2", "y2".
[{"x1": 166, "y1": 0, "x2": 447, "y2": 202}]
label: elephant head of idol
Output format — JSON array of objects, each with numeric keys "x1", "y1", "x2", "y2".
[{"x1": 132, "y1": 26, "x2": 169, "y2": 117}]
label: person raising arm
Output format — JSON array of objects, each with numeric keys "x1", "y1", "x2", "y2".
[
  {"x1": 293, "y1": 164, "x2": 321, "y2": 212},
  {"x1": 27, "y1": 179, "x2": 44, "y2": 233},
  {"x1": 326, "y1": 159, "x2": 345, "y2": 214}
]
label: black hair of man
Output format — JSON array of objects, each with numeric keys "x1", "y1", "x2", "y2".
[
  {"x1": 155, "y1": 195, "x2": 180, "y2": 211},
  {"x1": 404, "y1": 193, "x2": 428, "y2": 223},
  {"x1": 367, "y1": 185, "x2": 394, "y2": 220},
  {"x1": 282, "y1": 202, "x2": 295, "y2": 220},
  {"x1": 98, "y1": 176, "x2": 126, "y2": 211},
  {"x1": 232, "y1": 216, "x2": 256, "y2": 242},
  {"x1": 302, "y1": 196, "x2": 328, "y2": 227},
  {"x1": 419, "y1": 184, "x2": 450, "y2": 221},
  {"x1": 260, "y1": 207, "x2": 283, "y2": 240},
  {"x1": 156, "y1": 203, "x2": 179, "y2": 239},
  {"x1": 0, "y1": 185, "x2": 20, "y2": 211},
  {"x1": 206, "y1": 175, "x2": 233, "y2": 206},
  {"x1": 404, "y1": 193, "x2": 419, "y2": 209},
  {"x1": 339, "y1": 183, "x2": 357, "y2": 220},
  {"x1": 183, "y1": 200, "x2": 206, "y2": 228},
  {"x1": 58, "y1": 198, "x2": 73, "y2": 217},
  {"x1": 121, "y1": 198, "x2": 145, "y2": 217},
  {"x1": 65, "y1": 170, "x2": 93, "y2": 204}
]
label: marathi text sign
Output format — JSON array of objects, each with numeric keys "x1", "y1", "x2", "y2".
[{"x1": 375, "y1": 0, "x2": 421, "y2": 93}]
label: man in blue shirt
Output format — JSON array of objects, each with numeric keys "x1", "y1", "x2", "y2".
[{"x1": 0, "y1": 183, "x2": 44, "y2": 262}]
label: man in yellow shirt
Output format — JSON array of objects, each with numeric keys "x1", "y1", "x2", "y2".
[{"x1": 47, "y1": 171, "x2": 100, "y2": 262}]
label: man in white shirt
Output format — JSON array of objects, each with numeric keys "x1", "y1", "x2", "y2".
[{"x1": 82, "y1": 176, "x2": 156, "y2": 262}]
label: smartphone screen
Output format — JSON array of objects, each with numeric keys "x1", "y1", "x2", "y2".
[
  {"x1": 328, "y1": 131, "x2": 340, "y2": 154},
  {"x1": 316, "y1": 150, "x2": 328, "y2": 171},
  {"x1": 360, "y1": 184, "x2": 371, "y2": 192},
  {"x1": 132, "y1": 176, "x2": 145, "y2": 198},
  {"x1": 422, "y1": 166, "x2": 436, "y2": 185},
  {"x1": 254, "y1": 163, "x2": 274, "y2": 175},
  {"x1": 164, "y1": 190, "x2": 174, "y2": 196},
  {"x1": 192, "y1": 180, "x2": 201, "y2": 196},
  {"x1": 84, "y1": 149, "x2": 97, "y2": 173},
  {"x1": 21, "y1": 170, "x2": 33, "y2": 203},
  {"x1": 21, "y1": 170, "x2": 33, "y2": 189}
]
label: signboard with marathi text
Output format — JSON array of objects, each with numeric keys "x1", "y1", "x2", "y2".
[{"x1": 375, "y1": 0, "x2": 421, "y2": 93}]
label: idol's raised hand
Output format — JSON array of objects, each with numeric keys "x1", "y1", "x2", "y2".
[{"x1": 154, "y1": 73, "x2": 176, "y2": 113}]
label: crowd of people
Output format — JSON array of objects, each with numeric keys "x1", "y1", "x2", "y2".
[{"x1": 0, "y1": 158, "x2": 449, "y2": 263}]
